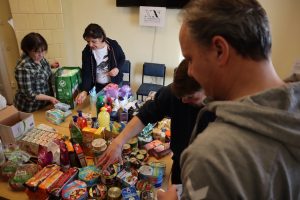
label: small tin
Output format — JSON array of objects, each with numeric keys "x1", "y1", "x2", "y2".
[
  {"x1": 107, "y1": 186, "x2": 121, "y2": 200},
  {"x1": 141, "y1": 190, "x2": 155, "y2": 200},
  {"x1": 136, "y1": 154, "x2": 144, "y2": 162},
  {"x1": 122, "y1": 144, "x2": 131, "y2": 155},
  {"x1": 128, "y1": 137, "x2": 138, "y2": 149},
  {"x1": 89, "y1": 184, "x2": 107, "y2": 200}
]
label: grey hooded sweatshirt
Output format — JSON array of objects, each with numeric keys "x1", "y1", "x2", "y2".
[{"x1": 181, "y1": 75, "x2": 300, "y2": 200}]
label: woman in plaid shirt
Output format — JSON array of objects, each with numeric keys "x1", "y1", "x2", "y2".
[{"x1": 14, "y1": 32, "x2": 59, "y2": 112}]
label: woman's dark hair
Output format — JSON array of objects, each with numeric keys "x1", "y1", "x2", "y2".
[
  {"x1": 171, "y1": 59, "x2": 202, "y2": 98},
  {"x1": 21, "y1": 32, "x2": 48, "y2": 55},
  {"x1": 83, "y1": 23, "x2": 106, "y2": 41}
]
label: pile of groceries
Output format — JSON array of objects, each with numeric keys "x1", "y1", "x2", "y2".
[{"x1": 0, "y1": 83, "x2": 172, "y2": 200}]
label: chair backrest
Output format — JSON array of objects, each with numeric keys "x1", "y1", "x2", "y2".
[
  {"x1": 121, "y1": 60, "x2": 131, "y2": 84},
  {"x1": 142, "y1": 62, "x2": 166, "y2": 85}
]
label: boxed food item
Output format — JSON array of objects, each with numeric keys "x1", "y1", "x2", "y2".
[
  {"x1": 62, "y1": 180, "x2": 88, "y2": 200},
  {"x1": 55, "y1": 67, "x2": 81, "y2": 108},
  {"x1": 48, "y1": 167, "x2": 79, "y2": 199},
  {"x1": 25, "y1": 164, "x2": 61, "y2": 192},
  {"x1": 121, "y1": 186, "x2": 140, "y2": 200},
  {"x1": 38, "y1": 170, "x2": 64, "y2": 199},
  {"x1": 18, "y1": 127, "x2": 61, "y2": 155},
  {"x1": 0, "y1": 105, "x2": 34, "y2": 145}
]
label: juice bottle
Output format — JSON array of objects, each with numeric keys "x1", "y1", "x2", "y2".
[
  {"x1": 98, "y1": 107, "x2": 111, "y2": 131},
  {"x1": 77, "y1": 110, "x2": 87, "y2": 130}
]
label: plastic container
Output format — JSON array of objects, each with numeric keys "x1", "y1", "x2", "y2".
[{"x1": 97, "y1": 107, "x2": 110, "y2": 131}]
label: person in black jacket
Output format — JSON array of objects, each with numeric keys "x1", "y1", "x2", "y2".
[
  {"x1": 76, "y1": 23, "x2": 125, "y2": 104},
  {"x1": 97, "y1": 59, "x2": 216, "y2": 184}
]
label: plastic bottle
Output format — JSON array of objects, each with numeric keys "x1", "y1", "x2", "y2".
[
  {"x1": 98, "y1": 107, "x2": 111, "y2": 131},
  {"x1": 0, "y1": 139, "x2": 5, "y2": 165},
  {"x1": 96, "y1": 95, "x2": 105, "y2": 116},
  {"x1": 59, "y1": 140, "x2": 70, "y2": 171},
  {"x1": 89, "y1": 86, "x2": 97, "y2": 117},
  {"x1": 91, "y1": 117, "x2": 99, "y2": 129},
  {"x1": 77, "y1": 110, "x2": 87, "y2": 130}
]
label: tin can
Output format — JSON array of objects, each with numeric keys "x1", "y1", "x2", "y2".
[
  {"x1": 107, "y1": 186, "x2": 121, "y2": 200},
  {"x1": 128, "y1": 137, "x2": 138, "y2": 149},
  {"x1": 136, "y1": 154, "x2": 144, "y2": 162},
  {"x1": 141, "y1": 190, "x2": 154, "y2": 200},
  {"x1": 122, "y1": 143, "x2": 131, "y2": 155},
  {"x1": 89, "y1": 184, "x2": 107, "y2": 200}
]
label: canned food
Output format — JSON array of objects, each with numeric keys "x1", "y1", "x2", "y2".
[
  {"x1": 128, "y1": 137, "x2": 138, "y2": 149},
  {"x1": 141, "y1": 190, "x2": 154, "y2": 200},
  {"x1": 136, "y1": 154, "x2": 144, "y2": 162},
  {"x1": 122, "y1": 144, "x2": 131, "y2": 155},
  {"x1": 89, "y1": 184, "x2": 107, "y2": 200},
  {"x1": 107, "y1": 186, "x2": 121, "y2": 200}
]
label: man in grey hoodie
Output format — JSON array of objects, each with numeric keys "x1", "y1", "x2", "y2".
[{"x1": 157, "y1": 0, "x2": 300, "y2": 199}]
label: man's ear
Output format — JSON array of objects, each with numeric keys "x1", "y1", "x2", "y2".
[{"x1": 211, "y1": 36, "x2": 229, "y2": 66}]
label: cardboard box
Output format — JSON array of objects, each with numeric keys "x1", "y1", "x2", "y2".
[
  {"x1": 0, "y1": 106, "x2": 34, "y2": 145},
  {"x1": 55, "y1": 66, "x2": 81, "y2": 108}
]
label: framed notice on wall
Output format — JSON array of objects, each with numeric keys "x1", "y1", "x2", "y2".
[{"x1": 139, "y1": 6, "x2": 166, "y2": 27}]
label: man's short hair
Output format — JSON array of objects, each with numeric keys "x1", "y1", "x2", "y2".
[{"x1": 181, "y1": 0, "x2": 271, "y2": 61}]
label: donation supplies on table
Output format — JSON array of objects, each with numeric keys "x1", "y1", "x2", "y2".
[{"x1": 0, "y1": 83, "x2": 172, "y2": 200}]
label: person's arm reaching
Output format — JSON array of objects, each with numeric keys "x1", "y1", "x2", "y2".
[
  {"x1": 36, "y1": 94, "x2": 59, "y2": 104},
  {"x1": 97, "y1": 116, "x2": 145, "y2": 169}
]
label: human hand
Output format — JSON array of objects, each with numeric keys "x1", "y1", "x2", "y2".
[
  {"x1": 97, "y1": 138, "x2": 123, "y2": 170},
  {"x1": 108, "y1": 68, "x2": 119, "y2": 77},
  {"x1": 75, "y1": 91, "x2": 87, "y2": 105},
  {"x1": 49, "y1": 96, "x2": 60, "y2": 104},
  {"x1": 157, "y1": 185, "x2": 178, "y2": 200},
  {"x1": 51, "y1": 61, "x2": 60, "y2": 68}
]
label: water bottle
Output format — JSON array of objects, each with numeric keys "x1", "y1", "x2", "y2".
[
  {"x1": 89, "y1": 86, "x2": 97, "y2": 117},
  {"x1": 0, "y1": 139, "x2": 6, "y2": 165},
  {"x1": 98, "y1": 107, "x2": 110, "y2": 131}
]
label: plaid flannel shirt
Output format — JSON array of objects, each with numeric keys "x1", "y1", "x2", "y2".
[{"x1": 14, "y1": 54, "x2": 53, "y2": 112}]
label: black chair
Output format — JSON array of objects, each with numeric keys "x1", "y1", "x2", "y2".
[
  {"x1": 121, "y1": 60, "x2": 131, "y2": 86},
  {"x1": 136, "y1": 62, "x2": 166, "y2": 100}
]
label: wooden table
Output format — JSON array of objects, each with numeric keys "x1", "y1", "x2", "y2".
[{"x1": 0, "y1": 100, "x2": 172, "y2": 199}]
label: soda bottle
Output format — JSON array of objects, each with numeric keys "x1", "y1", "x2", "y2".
[{"x1": 98, "y1": 107, "x2": 111, "y2": 131}]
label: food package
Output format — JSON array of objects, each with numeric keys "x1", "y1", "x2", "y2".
[
  {"x1": 9, "y1": 163, "x2": 38, "y2": 191},
  {"x1": 121, "y1": 186, "x2": 140, "y2": 200},
  {"x1": 78, "y1": 165, "x2": 100, "y2": 187},
  {"x1": 0, "y1": 160, "x2": 18, "y2": 180},
  {"x1": 48, "y1": 167, "x2": 79, "y2": 199},
  {"x1": 37, "y1": 170, "x2": 64, "y2": 199},
  {"x1": 81, "y1": 127, "x2": 97, "y2": 156},
  {"x1": 25, "y1": 164, "x2": 60, "y2": 192},
  {"x1": 116, "y1": 169, "x2": 138, "y2": 187},
  {"x1": 62, "y1": 180, "x2": 88, "y2": 200},
  {"x1": 46, "y1": 108, "x2": 66, "y2": 125}
]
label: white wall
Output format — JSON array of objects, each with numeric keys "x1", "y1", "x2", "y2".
[
  {"x1": 62, "y1": 0, "x2": 183, "y2": 92},
  {"x1": 260, "y1": 0, "x2": 300, "y2": 77},
  {"x1": 5, "y1": 0, "x2": 300, "y2": 95}
]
